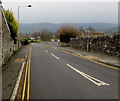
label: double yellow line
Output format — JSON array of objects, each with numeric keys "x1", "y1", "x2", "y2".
[
  {"x1": 52, "y1": 47, "x2": 119, "y2": 70},
  {"x1": 22, "y1": 47, "x2": 32, "y2": 101}
]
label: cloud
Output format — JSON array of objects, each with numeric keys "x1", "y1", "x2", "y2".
[
  {"x1": 2, "y1": 2, "x2": 118, "y2": 24},
  {"x1": 2, "y1": 0, "x2": 119, "y2": 2}
]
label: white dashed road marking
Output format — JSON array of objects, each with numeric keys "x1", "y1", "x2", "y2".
[
  {"x1": 45, "y1": 50, "x2": 48, "y2": 52},
  {"x1": 51, "y1": 53, "x2": 60, "y2": 60}
]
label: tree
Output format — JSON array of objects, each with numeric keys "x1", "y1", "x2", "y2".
[
  {"x1": 56, "y1": 24, "x2": 79, "y2": 43},
  {"x1": 79, "y1": 26, "x2": 85, "y2": 33},
  {"x1": 32, "y1": 32, "x2": 39, "y2": 40},
  {"x1": 38, "y1": 29, "x2": 51, "y2": 41},
  {"x1": 88, "y1": 26, "x2": 96, "y2": 33},
  {"x1": 4, "y1": 9, "x2": 19, "y2": 43}
]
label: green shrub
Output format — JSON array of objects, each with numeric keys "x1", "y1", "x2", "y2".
[
  {"x1": 4, "y1": 9, "x2": 19, "y2": 43},
  {"x1": 31, "y1": 40, "x2": 41, "y2": 43},
  {"x1": 21, "y1": 38, "x2": 29, "y2": 45}
]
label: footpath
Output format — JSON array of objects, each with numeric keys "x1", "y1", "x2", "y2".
[
  {"x1": 48, "y1": 44, "x2": 119, "y2": 69},
  {"x1": 2, "y1": 44, "x2": 31, "y2": 100}
]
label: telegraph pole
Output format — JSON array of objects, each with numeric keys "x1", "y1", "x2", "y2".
[{"x1": 86, "y1": 27, "x2": 90, "y2": 52}]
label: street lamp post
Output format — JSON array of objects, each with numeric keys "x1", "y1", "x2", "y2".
[
  {"x1": 17, "y1": 5, "x2": 32, "y2": 48},
  {"x1": 18, "y1": 5, "x2": 32, "y2": 23}
]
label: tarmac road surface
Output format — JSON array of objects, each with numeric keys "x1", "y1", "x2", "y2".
[{"x1": 30, "y1": 43, "x2": 118, "y2": 99}]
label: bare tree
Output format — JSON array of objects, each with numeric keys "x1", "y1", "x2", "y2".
[
  {"x1": 38, "y1": 29, "x2": 51, "y2": 41},
  {"x1": 32, "y1": 32, "x2": 39, "y2": 40},
  {"x1": 79, "y1": 26, "x2": 85, "y2": 33},
  {"x1": 88, "y1": 26, "x2": 96, "y2": 33}
]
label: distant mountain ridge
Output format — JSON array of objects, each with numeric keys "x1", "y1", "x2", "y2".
[{"x1": 20, "y1": 22, "x2": 118, "y2": 34}]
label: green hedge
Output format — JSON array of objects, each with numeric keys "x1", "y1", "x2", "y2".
[{"x1": 4, "y1": 9, "x2": 19, "y2": 43}]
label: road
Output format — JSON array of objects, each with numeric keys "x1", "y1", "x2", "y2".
[
  {"x1": 0, "y1": 74, "x2": 1, "y2": 100},
  {"x1": 30, "y1": 43, "x2": 118, "y2": 99}
]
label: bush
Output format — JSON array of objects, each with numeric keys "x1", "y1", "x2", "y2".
[
  {"x1": 4, "y1": 9, "x2": 19, "y2": 43},
  {"x1": 21, "y1": 38, "x2": 30, "y2": 45},
  {"x1": 31, "y1": 40, "x2": 41, "y2": 43},
  {"x1": 56, "y1": 24, "x2": 79, "y2": 43}
]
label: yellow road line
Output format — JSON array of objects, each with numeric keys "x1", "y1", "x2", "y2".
[
  {"x1": 22, "y1": 46, "x2": 32, "y2": 101},
  {"x1": 29, "y1": 46, "x2": 32, "y2": 99},
  {"x1": 52, "y1": 47, "x2": 119, "y2": 70},
  {"x1": 27, "y1": 47, "x2": 32, "y2": 100},
  {"x1": 22, "y1": 60, "x2": 29, "y2": 101},
  {"x1": 27, "y1": 60, "x2": 30, "y2": 100}
]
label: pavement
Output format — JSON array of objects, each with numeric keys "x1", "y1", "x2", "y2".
[
  {"x1": 30, "y1": 43, "x2": 119, "y2": 99},
  {"x1": 49, "y1": 44, "x2": 119, "y2": 68},
  {"x1": 2, "y1": 44, "x2": 31, "y2": 100}
]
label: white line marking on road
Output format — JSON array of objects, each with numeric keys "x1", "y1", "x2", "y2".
[
  {"x1": 10, "y1": 62, "x2": 25, "y2": 100},
  {"x1": 45, "y1": 50, "x2": 48, "y2": 52},
  {"x1": 66, "y1": 64, "x2": 110, "y2": 86},
  {"x1": 76, "y1": 53, "x2": 83, "y2": 56},
  {"x1": 51, "y1": 53, "x2": 60, "y2": 60},
  {"x1": 25, "y1": 55, "x2": 27, "y2": 59}
]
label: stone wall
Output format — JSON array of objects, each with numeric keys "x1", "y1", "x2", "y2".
[
  {"x1": 70, "y1": 35, "x2": 120, "y2": 57},
  {"x1": 0, "y1": 5, "x2": 21, "y2": 66},
  {"x1": 0, "y1": 5, "x2": 2, "y2": 67}
]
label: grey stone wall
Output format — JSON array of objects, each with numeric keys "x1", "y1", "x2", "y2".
[
  {"x1": 0, "y1": 5, "x2": 2, "y2": 100},
  {"x1": 70, "y1": 35, "x2": 120, "y2": 57},
  {"x1": 0, "y1": 5, "x2": 2, "y2": 67},
  {"x1": 0, "y1": 5, "x2": 21, "y2": 66}
]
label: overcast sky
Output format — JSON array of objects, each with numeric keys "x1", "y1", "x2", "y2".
[{"x1": 1, "y1": 0, "x2": 118, "y2": 24}]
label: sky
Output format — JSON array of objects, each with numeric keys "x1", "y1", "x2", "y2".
[{"x1": 1, "y1": 0, "x2": 118, "y2": 24}]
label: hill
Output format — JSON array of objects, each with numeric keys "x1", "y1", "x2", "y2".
[{"x1": 20, "y1": 22, "x2": 118, "y2": 34}]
